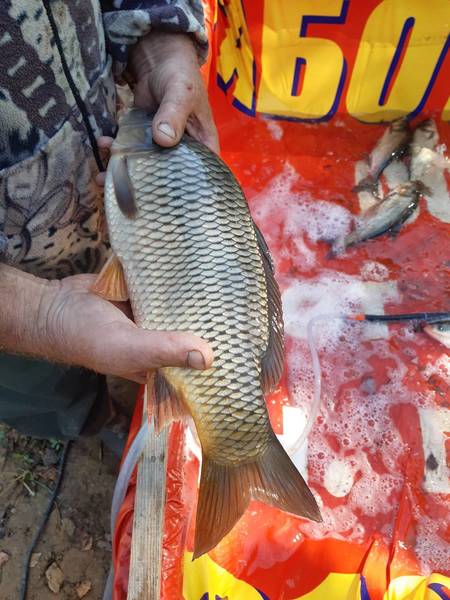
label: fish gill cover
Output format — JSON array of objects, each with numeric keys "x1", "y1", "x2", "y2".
[{"x1": 112, "y1": 1, "x2": 450, "y2": 599}]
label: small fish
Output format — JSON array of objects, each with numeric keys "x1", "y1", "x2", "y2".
[
  {"x1": 411, "y1": 118, "x2": 439, "y2": 150},
  {"x1": 411, "y1": 119, "x2": 450, "y2": 180},
  {"x1": 93, "y1": 109, "x2": 321, "y2": 560},
  {"x1": 424, "y1": 321, "x2": 450, "y2": 349},
  {"x1": 354, "y1": 118, "x2": 411, "y2": 195},
  {"x1": 332, "y1": 181, "x2": 424, "y2": 253}
]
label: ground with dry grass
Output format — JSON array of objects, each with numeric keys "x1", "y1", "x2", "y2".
[{"x1": 0, "y1": 424, "x2": 118, "y2": 599}]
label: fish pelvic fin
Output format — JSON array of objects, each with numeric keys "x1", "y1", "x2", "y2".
[
  {"x1": 91, "y1": 254, "x2": 128, "y2": 301},
  {"x1": 193, "y1": 434, "x2": 321, "y2": 560},
  {"x1": 150, "y1": 371, "x2": 190, "y2": 433}
]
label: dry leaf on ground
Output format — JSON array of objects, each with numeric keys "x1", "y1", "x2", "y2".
[
  {"x1": 45, "y1": 562, "x2": 64, "y2": 593},
  {"x1": 76, "y1": 579, "x2": 92, "y2": 598}
]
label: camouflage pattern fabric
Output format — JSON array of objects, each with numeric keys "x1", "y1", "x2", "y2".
[{"x1": 0, "y1": 0, "x2": 206, "y2": 279}]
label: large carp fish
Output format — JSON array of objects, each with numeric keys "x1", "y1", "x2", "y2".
[{"x1": 93, "y1": 108, "x2": 321, "y2": 559}]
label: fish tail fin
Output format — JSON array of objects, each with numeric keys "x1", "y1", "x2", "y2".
[
  {"x1": 193, "y1": 435, "x2": 321, "y2": 560},
  {"x1": 251, "y1": 434, "x2": 322, "y2": 521}
]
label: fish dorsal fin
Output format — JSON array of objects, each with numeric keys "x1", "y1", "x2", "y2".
[
  {"x1": 253, "y1": 223, "x2": 285, "y2": 394},
  {"x1": 150, "y1": 370, "x2": 190, "y2": 433},
  {"x1": 91, "y1": 254, "x2": 129, "y2": 301}
]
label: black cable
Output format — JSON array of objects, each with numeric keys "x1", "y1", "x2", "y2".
[
  {"x1": 41, "y1": 0, "x2": 105, "y2": 172},
  {"x1": 19, "y1": 442, "x2": 71, "y2": 600},
  {"x1": 363, "y1": 311, "x2": 450, "y2": 324}
]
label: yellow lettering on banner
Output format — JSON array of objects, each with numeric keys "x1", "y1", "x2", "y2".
[
  {"x1": 216, "y1": 0, "x2": 255, "y2": 113},
  {"x1": 183, "y1": 551, "x2": 263, "y2": 599},
  {"x1": 346, "y1": 0, "x2": 450, "y2": 122},
  {"x1": 383, "y1": 574, "x2": 450, "y2": 600},
  {"x1": 257, "y1": 0, "x2": 346, "y2": 120}
]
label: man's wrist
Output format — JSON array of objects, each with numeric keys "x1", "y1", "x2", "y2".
[
  {"x1": 0, "y1": 263, "x2": 57, "y2": 358},
  {"x1": 128, "y1": 31, "x2": 200, "y2": 83}
]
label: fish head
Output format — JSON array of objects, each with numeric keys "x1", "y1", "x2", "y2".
[
  {"x1": 112, "y1": 108, "x2": 155, "y2": 154},
  {"x1": 389, "y1": 116, "x2": 409, "y2": 133},
  {"x1": 106, "y1": 109, "x2": 159, "y2": 220},
  {"x1": 424, "y1": 321, "x2": 450, "y2": 349},
  {"x1": 415, "y1": 118, "x2": 437, "y2": 140}
]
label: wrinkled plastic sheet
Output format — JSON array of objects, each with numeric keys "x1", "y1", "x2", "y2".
[{"x1": 113, "y1": 1, "x2": 450, "y2": 598}]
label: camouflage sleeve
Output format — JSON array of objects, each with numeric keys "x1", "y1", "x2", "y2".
[
  {"x1": 0, "y1": 231, "x2": 7, "y2": 260},
  {"x1": 100, "y1": 1, "x2": 208, "y2": 77}
]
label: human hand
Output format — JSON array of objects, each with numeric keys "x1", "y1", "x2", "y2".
[
  {"x1": 96, "y1": 32, "x2": 218, "y2": 186},
  {"x1": 128, "y1": 31, "x2": 219, "y2": 153},
  {"x1": 0, "y1": 265, "x2": 213, "y2": 384},
  {"x1": 43, "y1": 274, "x2": 214, "y2": 383}
]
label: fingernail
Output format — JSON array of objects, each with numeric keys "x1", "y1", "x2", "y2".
[
  {"x1": 187, "y1": 350, "x2": 205, "y2": 370},
  {"x1": 157, "y1": 122, "x2": 176, "y2": 140}
]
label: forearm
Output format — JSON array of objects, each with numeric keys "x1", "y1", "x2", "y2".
[{"x1": 0, "y1": 263, "x2": 53, "y2": 358}]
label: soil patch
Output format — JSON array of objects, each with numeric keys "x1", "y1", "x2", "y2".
[{"x1": 0, "y1": 425, "x2": 118, "y2": 599}]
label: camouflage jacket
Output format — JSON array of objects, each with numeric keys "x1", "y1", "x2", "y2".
[{"x1": 0, "y1": 0, "x2": 207, "y2": 279}]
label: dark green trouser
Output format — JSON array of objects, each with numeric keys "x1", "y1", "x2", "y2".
[{"x1": 0, "y1": 353, "x2": 110, "y2": 440}]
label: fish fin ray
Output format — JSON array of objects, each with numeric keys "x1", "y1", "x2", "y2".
[
  {"x1": 91, "y1": 254, "x2": 128, "y2": 301},
  {"x1": 151, "y1": 371, "x2": 189, "y2": 433},
  {"x1": 112, "y1": 155, "x2": 138, "y2": 219},
  {"x1": 193, "y1": 435, "x2": 321, "y2": 560},
  {"x1": 252, "y1": 223, "x2": 285, "y2": 394},
  {"x1": 252, "y1": 433, "x2": 322, "y2": 522},
  {"x1": 193, "y1": 456, "x2": 250, "y2": 560}
]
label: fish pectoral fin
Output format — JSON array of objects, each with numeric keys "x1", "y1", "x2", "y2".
[
  {"x1": 252, "y1": 223, "x2": 284, "y2": 394},
  {"x1": 91, "y1": 254, "x2": 129, "y2": 301},
  {"x1": 112, "y1": 155, "x2": 138, "y2": 219},
  {"x1": 151, "y1": 371, "x2": 189, "y2": 433},
  {"x1": 193, "y1": 433, "x2": 321, "y2": 560}
]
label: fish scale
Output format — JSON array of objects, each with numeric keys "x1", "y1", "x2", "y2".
[
  {"x1": 101, "y1": 109, "x2": 320, "y2": 559},
  {"x1": 106, "y1": 139, "x2": 271, "y2": 462}
]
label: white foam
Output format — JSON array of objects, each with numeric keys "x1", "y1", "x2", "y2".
[
  {"x1": 265, "y1": 119, "x2": 283, "y2": 141},
  {"x1": 324, "y1": 458, "x2": 356, "y2": 497},
  {"x1": 247, "y1": 160, "x2": 448, "y2": 565},
  {"x1": 360, "y1": 260, "x2": 391, "y2": 282},
  {"x1": 422, "y1": 354, "x2": 450, "y2": 385},
  {"x1": 414, "y1": 515, "x2": 450, "y2": 575},
  {"x1": 282, "y1": 272, "x2": 399, "y2": 342},
  {"x1": 252, "y1": 163, "x2": 352, "y2": 262}
]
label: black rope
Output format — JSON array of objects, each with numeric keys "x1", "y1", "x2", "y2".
[
  {"x1": 41, "y1": 0, "x2": 105, "y2": 172},
  {"x1": 363, "y1": 311, "x2": 450, "y2": 324},
  {"x1": 19, "y1": 442, "x2": 71, "y2": 600}
]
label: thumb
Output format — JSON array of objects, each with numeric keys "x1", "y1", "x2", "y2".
[
  {"x1": 151, "y1": 80, "x2": 195, "y2": 147},
  {"x1": 121, "y1": 328, "x2": 214, "y2": 371}
]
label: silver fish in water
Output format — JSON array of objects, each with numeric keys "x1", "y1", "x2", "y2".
[
  {"x1": 424, "y1": 321, "x2": 450, "y2": 349},
  {"x1": 332, "y1": 181, "x2": 424, "y2": 253},
  {"x1": 354, "y1": 118, "x2": 411, "y2": 195}
]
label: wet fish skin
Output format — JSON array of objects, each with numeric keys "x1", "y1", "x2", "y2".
[
  {"x1": 102, "y1": 109, "x2": 321, "y2": 559},
  {"x1": 410, "y1": 118, "x2": 450, "y2": 180},
  {"x1": 334, "y1": 181, "x2": 424, "y2": 252},
  {"x1": 353, "y1": 118, "x2": 411, "y2": 195},
  {"x1": 424, "y1": 321, "x2": 450, "y2": 349}
]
